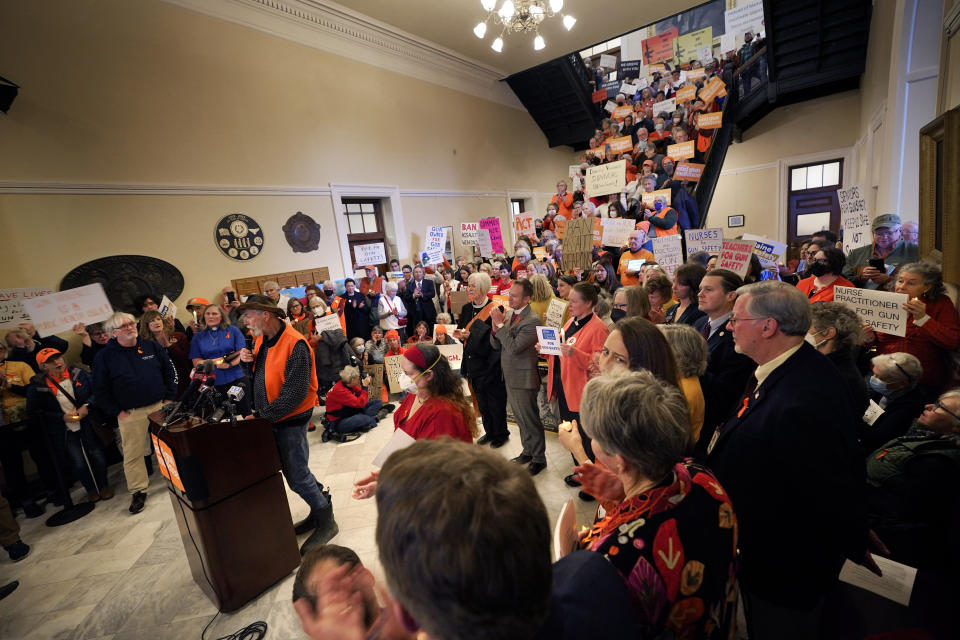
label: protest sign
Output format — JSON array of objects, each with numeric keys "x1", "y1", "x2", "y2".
[
  {"x1": 627, "y1": 259, "x2": 647, "y2": 272},
  {"x1": 592, "y1": 89, "x2": 608, "y2": 103},
  {"x1": 422, "y1": 249, "x2": 444, "y2": 266},
  {"x1": 699, "y1": 76, "x2": 726, "y2": 102},
  {"x1": 514, "y1": 211, "x2": 535, "y2": 239},
  {"x1": 720, "y1": 33, "x2": 736, "y2": 54},
  {"x1": 0, "y1": 287, "x2": 56, "y2": 329},
  {"x1": 592, "y1": 218, "x2": 603, "y2": 248},
  {"x1": 449, "y1": 290, "x2": 470, "y2": 318},
  {"x1": 426, "y1": 225, "x2": 447, "y2": 255},
  {"x1": 642, "y1": 29, "x2": 678, "y2": 64},
  {"x1": 387, "y1": 271, "x2": 405, "y2": 281},
  {"x1": 725, "y1": 0, "x2": 765, "y2": 38},
  {"x1": 158, "y1": 295, "x2": 178, "y2": 321},
  {"x1": 460, "y1": 222, "x2": 478, "y2": 246},
  {"x1": 834, "y1": 287, "x2": 909, "y2": 338},
  {"x1": 742, "y1": 234, "x2": 787, "y2": 267},
  {"x1": 20, "y1": 284, "x2": 113, "y2": 337},
  {"x1": 491, "y1": 294, "x2": 510, "y2": 309},
  {"x1": 478, "y1": 218, "x2": 504, "y2": 253},
  {"x1": 536, "y1": 326, "x2": 562, "y2": 356},
  {"x1": 363, "y1": 363, "x2": 384, "y2": 401},
  {"x1": 599, "y1": 54, "x2": 618, "y2": 69},
  {"x1": 649, "y1": 63, "x2": 667, "y2": 74},
  {"x1": 555, "y1": 218, "x2": 567, "y2": 239},
  {"x1": 641, "y1": 188, "x2": 672, "y2": 207},
  {"x1": 686, "y1": 67, "x2": 706, "y2": 81},
  {"x1": 618, "y1": 59, "x2": 643, "y2": 78},
  {"x1": 562, "y1": 218, "x2": 595, "y2": 273},
  {"x1": 315, "y1": 313, "x2": 342, "y2": 334},
  {"x1": 684, "y1": 227, "x2": 723, "y2": 257},
  {"x1": 619, "y1": 83, "x2": 637, "y2": 97},
  {"x1": 436, "y1": 343, "x2": 463, "y2": 370},
  {"x1": 601, "y1": 218, "x2": 635, "y2": 247},
  {"x1": 667, "y1": 140, "x2": 695, "y2": 160},
  {"x1": 533, "y1": 247, "x2": 547, "y2": 260},
  {"x1": 697, "y1": 111, "x2": 723, "y2": 129},
  {"x1": 568, "y1": 165, "x2": 581, "y2": 179},
  {"x1": 652, "y1": 97, "x2": 677, "y2": 117},
  {"x1": 607, "y1": 136, "x2": 633, "y2": 154},
  {"x1": 838, "y1": 185, "x2": 871, "y2": 254},
  {"x1": 612, "y1": 105, "x2": 633, "y2": 121},
  {"x1": 585, "y1": 160, "x2": 626, "y2": 198},
  {"x1": 718, "y1": 240, "x2": 755, "y2": 277},
  {"x1": 697, "y1": 46, "x2": 714, "y2": 63},
  {"x1": 675, "y1": 85, "x2": 697, "y2": 103},
  {"x1": 385, "y1": 355, "x2": 405, "y2": 394},
  {"x1": 674, "y1": 162, "x2": 705, "y2": 181},
  {"x1": 652, "y1": 235, "x2": 684, "y2": 276},
  {"x1": 477, "y1": 228, "x2": 493, "y2": 257},
  {"x1": 355, "y1": 242, "x2": 387, "y2": 265},
  {"x1": 545, "y1": 298, "x2": 568, "y2": 329},
  {"x1": 604, "y1": 101, "x2": 616, "y2": 113},
  {"x1": 675, "y1": 27, "x2": 713, "y2": 63}
]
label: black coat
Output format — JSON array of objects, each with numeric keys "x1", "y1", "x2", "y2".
[
  {"x1": 406, "y1": 278, "x2": 437, "y2": 323},
  {"x1": 707, "y1": 343, "x2": 867, "y2": 608},
  {"x1": 859, "y1": 385, "x2": 929, "y2": 457},
  {"x1": 826, "y1": 348, "x2": 869, "y2": 418},
  {"x1": 458, "y1": 302, "x2": 501, "y2": 383}
]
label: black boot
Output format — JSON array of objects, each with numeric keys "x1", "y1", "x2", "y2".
[
  {"x1": 293, "y1": 511, "x2": 319, "y2": 535},
  {"x1": 299, "y1": 497, "x2": 339, "y2": 555}
]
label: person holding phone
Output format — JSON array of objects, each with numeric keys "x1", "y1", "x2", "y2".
[{"x1": 843, "y1": 214, "x2": 918, "y2": 289}]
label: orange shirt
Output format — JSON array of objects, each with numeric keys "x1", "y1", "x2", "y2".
[
  {"x1": 618, "y1": 249, "x2": 656, "y2": 286},
  {"x1": 551, "y1": 192, "x2": 574, "y2": 218}
]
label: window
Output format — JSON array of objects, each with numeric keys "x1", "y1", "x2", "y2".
[
  {"x1": 786, "y1": 159, "x2": 843, "y2": 243},
  {"x1": 344, "y1": 201, "x2": 379, "y2": 234},
  {"x1": 510, "y1": 199, "x2": 525, "y2": 216},
  {"x1": 790, "y1": 161, "x2": 841, "y2": 191}
]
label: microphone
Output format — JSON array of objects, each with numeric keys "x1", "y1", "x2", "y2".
[{"x1": 162, "y1": 361, "x2": 213, "y2": 426}]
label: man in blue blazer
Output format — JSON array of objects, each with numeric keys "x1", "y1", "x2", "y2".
[{"x1": 405, "y1": 265, "x2": 437, "y2": 335}]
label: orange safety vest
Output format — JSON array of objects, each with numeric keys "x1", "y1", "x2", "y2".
[
  {"x1": 253, "y1": 324, "x2": 319, "y2": 421},
  {"x1": 652, "y1": 206, "x2": 679, "y2": 236}
]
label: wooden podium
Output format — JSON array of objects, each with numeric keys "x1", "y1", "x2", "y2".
[{"x1": 148, "y1": 414, "x2": 301, "y2": 612}]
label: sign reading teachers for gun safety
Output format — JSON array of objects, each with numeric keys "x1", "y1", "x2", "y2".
[
  {"x1": 20, "y1": 284, "x2": 114, "y2": 337},
  {"x1": 718, "y1": 240, "x2": 754, "y2": 277},
  {"x1": 834, "y1": 287, "x2": 910, "y2": 337},
  {"x1": 585, "y1": 160, "x2": 626, "y2": 197}
]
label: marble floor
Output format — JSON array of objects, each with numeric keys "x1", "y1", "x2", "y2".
[{"x1": 0, "y1": 409, "x2": 598, "y2": 640}]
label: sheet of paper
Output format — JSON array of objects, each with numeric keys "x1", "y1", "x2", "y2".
[
  {"x1": 372, "y1": 427, "x2": 416, "y2": 468},
  {"x1": 627, "y1": 258, "x2": 647, "y2": 272},
  {"x1": 553, "y1": 498, "x2": 578, "y2": 562},
  {"x1": 862, "y1": 399, "x2": 884, "y2": 426},
  {"x1": 545, "y1": 298, "x2": 568, "y2": 329},
  {"x1": 158, "y1": 295, "x2": 177, "y2": 320},
  {"x1": 537, "y1": 326, "x2": 562, "y2": 356},
  {"x1": 355, "y1": 242, "x2": 387, "y2": 265},
  {"x1": 839, "y1": 557, "x2": 917, "y2": 607}
]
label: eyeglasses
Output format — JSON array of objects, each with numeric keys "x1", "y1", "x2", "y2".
[
  {"x1": 728, "y1": 316, "x2": 768, "y2": 326},
  {"x1": 116, "y1": 322, "x2": 137, "y2": 331},
  {"x1": 803, "y1": 250, "x2": 818, "y2": 258},
  {"x1": 934, "y1": 401, "x2": 960, "y2": 423},
  {"x1": 613, "y1": 302, "x2": 628, "y2": 310},
  {"x1": 873, "y1": 229, "x2": 900, "y2": 238}
]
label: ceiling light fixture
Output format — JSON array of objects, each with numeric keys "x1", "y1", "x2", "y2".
[{"x1": 472, "y1": 0, "x2": 576, "y2": 52}]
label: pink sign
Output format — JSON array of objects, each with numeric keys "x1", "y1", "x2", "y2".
[
  {"x1": 718, "y1": 240, "x2": 755, "y2": 277},
  {"x1": 478, "y1": 217, "x2": 504, "y2": 254}
]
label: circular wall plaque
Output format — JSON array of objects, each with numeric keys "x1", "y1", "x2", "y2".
[
  {"x1": 215, "y1": 213, "x2": 263, "y2": 261},
  {"x1": 282, "y1": 211, "x2": 322, "y2": 253},
  {"x1": 60, "y1": 255, "x2": 184, "y2": 315}
]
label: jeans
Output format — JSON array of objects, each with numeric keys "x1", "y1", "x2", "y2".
[
  {"x1": 273, "y1": 417, "x2": 329, "y2": 512},
  {"x1": 331, "y1": 399, "x2": 383, "y2": 434},
  {"x1": 62, "y1": 424, "x2": 109, "y2": 493}
]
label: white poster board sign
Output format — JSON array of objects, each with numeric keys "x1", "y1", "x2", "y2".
[
  {"x1": 619, "y1": 83, "x2": 637, "y2": 96},
  {"x1": 838, "y1": 185, "x2": 871, "y2": 255},
  {"x1": 651, "y1": 235, "x2": 684, "y2": 277},
  {"x1": 436, "y1": 343, "x2": 463, "y2": 370},
  {"x1": 652, "y1": 97, "x2": 676, "y2": 116},
  {"x1": 604, "y1": 100, "x2": 616, "y2": 113},
  {"x1": 315, "y1": 313, "x2": 343, "y2": 334},
  {"x1": 720, "y1": 33, "x2": 736, "y2": 53},
  {"x1": 545, "y1": 298, "x2": 568, "y2": 329},
  {"x1": 0, "y1": 287, "x2": 57, "y2": 329},
  {"x1": 460, "y1": 222, "x2": 478, "y2": 247},
  {"x1": 742, "y1": 233, "x2": 787, "y2": 267},
  {"x1": 684, "y1": 228, "x2": 724, "y2": 257},
  {"x1": 724, "y1": 0, "x2": 765, "y2": 38},
  {"x1": 20, "y1": 284, "x2": 114, "y2": 337},
  {"x1": 839, "y1": 556, "x2": 917, "y2": 607},
  {"x1": 599, "y1": 54, "x2": 617, "y2": 69},
  {"x1": 834, "y1": 286, "x2": 910, "y2": 338},
  {"x1": 355, "y1": 242, "x2": 387, "y2": 265},
  {"x1": 158, "y1": 295, "x2": 178, "y2": 321},
  {"x1": 585, "y1": 160, "x2": 626, "y2": 198},
  {"x1": 600, "y1": 218, "x2": 635, "y2": 247},
  {"x1": 536, "y1": 326, "x2": 563, "y2": 356},
  {"x1": 477, "y1": 228, "x2": 493, "y2": 258}
]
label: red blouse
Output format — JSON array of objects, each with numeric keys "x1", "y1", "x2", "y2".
[
  {"x1": 393, "y1": 394, "x2": 472, "y2": 442},
  {"x1": 875, "y1": 295, "x2": 960, "y2": 390}
]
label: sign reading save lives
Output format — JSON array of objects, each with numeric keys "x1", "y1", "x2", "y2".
[
  {"x1": 834, "y1": 286, "x2": 909, "y2": 337},
  {"x1": 585, "y1": 160, "x2": 626, "y2": 197},
  {"x1": 0, "y1": 287, "x2": 57, "y2": 329}
]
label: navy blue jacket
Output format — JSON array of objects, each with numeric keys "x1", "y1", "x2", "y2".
[
  {"x1": 27, "y1": 367, "x2": 95, "y2": 428},
  {"x1": 93, "y1": 338, "x2": 178, "y2": 416},
  {"x1": 405, "y1": 278, "x2": 437, "y2": 322}
]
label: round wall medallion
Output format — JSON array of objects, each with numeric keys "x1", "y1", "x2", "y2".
[
  {"x1": 60, "y1": 255, "x2": 184, "y2": 315},
  {"x1": 282, "y1": 211, "x2": 322, "y2": 253},
  {"x1": 215, "y1": 213, "x2": 263, "y2": 261}
]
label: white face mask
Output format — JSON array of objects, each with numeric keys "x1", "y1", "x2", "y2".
[{"x1": 804, "y1": 330, "x2": 827, "y2": 349}]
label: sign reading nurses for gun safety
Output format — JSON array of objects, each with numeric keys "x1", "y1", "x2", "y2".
[
  {"x1": 834, "y1": 287, "x2": 910, "y2": 337},
  {"x1": 684, "y1": 228, "x2": 723, "y2": 257},
  {"x1": 20, "y1": 284, "x2": 114, "y2": 337}
]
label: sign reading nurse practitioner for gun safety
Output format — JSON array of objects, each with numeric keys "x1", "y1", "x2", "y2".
[
  {"x1": 585, "y1": 160, "x2": 626, "y2": 198},
  {"x1": 834, "y1": 287, "x2": 909, "y2": 337}
]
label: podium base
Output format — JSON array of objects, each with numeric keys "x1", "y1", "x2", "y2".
[{"x1": 45, "y1": 501, "x2": 95, "y2": 527}]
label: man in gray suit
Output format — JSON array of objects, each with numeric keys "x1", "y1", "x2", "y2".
[{"x1": 490, "y1": 279, "x2": 547, "y2": 475}]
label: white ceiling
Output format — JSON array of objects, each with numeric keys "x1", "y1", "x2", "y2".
[{"x1": 329, "y1": 0, "x2": 703, "y2": 75}]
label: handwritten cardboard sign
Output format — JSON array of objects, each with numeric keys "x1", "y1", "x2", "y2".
[
  {"x1": 384, "y1": 355, "x2": 405, "y2": 394},
  {"x1": 718, "y1": 239, "x2": 755, "y2": 277},
  {"x1": 697, "y1": 111, "x2": 723, "y2": 129},
  {"x1": 363, "y1": 363, "x2": 384, "y2": 402},
  {"x1": 426, "y1": 226, "x2": 447, "y2": 255},
  {"x1": 562, "y1": 218, "x2": 596, "y2": 273},
  {"x1": 545, "y1": 298, "x2": 568, "y2": 329},
  {"x1": 607, "y1": 136, "x2": 633, "y2": 154},
  {"x1": 652, "y1": 97, "x2": 677, "y2": 117},
  {"x1": 355, "y1": 242, "x2": 387, "y2": 265},
  {"x1": 641, "y1": 188, "x2": 672, "y2": 207},
  {"x1": 601, "y1": 218, "x2": 635, "y2": 247},
  {"x1": 599, "y1": 54, "x2": 618, "y2": 69},
  {"x1": 642, "y1": 29, "x2": 678, "y2": 64},
  {"x1": 315, "y1": 313, "x2": 343, "y2": 334},
  {"x1": 514, "y1": 211, "x2": 535, "y2": 239},
  {"x1": 20, "y1": 284, "x2": 114, "y2": 337},
  {"x1": 585, "y1": 160, "x2": 626, "y2": 198},
  {"x1": 838, "y1": 185, "x2": 871, "y2": 254},
  {"x1": 592, "y1": 89, "x2": 608, "y2": 103},
  {"x1": 834, "y1": 287, "x2": 909, "y2": 337},
  {"x1": 684, "y1": 227, "x2": 724, "y2": 257},
  {"x1": 478, "y1": 218, "x2": 504, "y2": 253},
  {"x1": 674, "y1": 162, "x2": 705, "y2": 181},
  {"x1": 675, "y1": 85, "x2": 697, "y2": 103},
  {"x1": 667, "y1": 140, "x2": 695, "y2": 160},
  {"x1": 0, "y1": 287, "x2": 57, "y2": 330},
  {"x1": 652, "y1": 235, "x2": 684, "y2": 277}
]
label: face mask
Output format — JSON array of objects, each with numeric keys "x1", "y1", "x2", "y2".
[
  {"x1": 868, "y1": 376, "x2": 888, "y2": 396},
  {"x1": 807, "y1": 262, "x2": 829, "y2": 277},
  {"x1": 610, "y1": 309, "x2": 627, "y2": 323},
  {"x1": 356, "y1": 345, "x2": 365, "y2": 353},
  {"x1": 664, "y1": 165, "x2": 674, "y2": 175},
  {"x1": 654, "y1": 201, "x2": 664, "y2": 212},
  {"x1": 324, "y1": 290, "x2": 334, "y2": 297},
  {"x1": 804, "y1": 329, "x2": 828, "y2": 349},
  {"x1": 655, "y1": 123, "x2": 664, "y2": 131}
]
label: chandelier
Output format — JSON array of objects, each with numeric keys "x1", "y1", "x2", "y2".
[{"x1": 473, "y1": 0, "x2": 577, "y2": 52}]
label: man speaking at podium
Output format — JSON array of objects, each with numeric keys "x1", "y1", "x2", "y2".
[{"x1": 238, "y1": 295, "x2": 338, "y2": 554}]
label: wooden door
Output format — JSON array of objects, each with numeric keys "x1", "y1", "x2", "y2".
[
  {"x1": 342, "y1": 199, "x2": 388, "y2": 275},
  {"x1": 786, "y1": 159, "x2": 843, "y2": 244}
]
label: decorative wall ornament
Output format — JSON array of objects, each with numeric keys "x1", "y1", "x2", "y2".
[
  {"x1": 282, "y1": 212, "x2": 322, "y2": 253},
  {"x1": 60, "y1": 255, "x2": 184, "y2": 314},
  {"x1": 215, "y1": 213, "x2": 264, "y2": 261}
]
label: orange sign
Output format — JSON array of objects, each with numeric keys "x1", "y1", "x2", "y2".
[
  {"x1": 642, "y1": 29, "x2": 678, "y2": 64},
  {"x1": 491, "y1": 294, "x2": 510, "y2": 309},
  {"x1": 641, "y1": 189, "x2": 672, "y2": 207},
  {"x1": 151, "y1": 433, "x2": 185, "y2": 493},
  {"x1": 555, "y1": 218, "x2": 567, "y2": 239},
  {"x1": 612, "y1": 106, "x2": 633, "y2": 121},
  {"x1": 686, "y1": 68, "x2": 706, "y2": 81},
  {"x1": 697, "y1": 111, "x2": 723, "y2": 129},
  {"x1": 674, "y1": 162, "x2": 706, "y2": 181},
  {"x1": 592, "y1": 218, "x2": 603, "y2": 248},
  {"x1": 649, "y1": 63, "x2": 667, "y2": 74},
  {"x1": 675, "y1": 86, "x2": 697, "y2": 103},
  {"x1": 699, "y1": 76, "x2": 726, "y2": 103},
  {"x1": 608, "y1": 136, "x2": 633, "y2": 154},
  {"x1": 667, "y1": 140, "x2": 696, "y2": 160}
]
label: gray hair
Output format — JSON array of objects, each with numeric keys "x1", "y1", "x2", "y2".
[
  {"x1": 515, "y1": 248, "x2": 531, "y2": 261},
  {"x1": 580, "y1": 371, "x2": 689, "y2": 480},
  {"x1": 871, "y1": 352, "x2": 922, "y2": 387},
  {"x1": 385, "y1": 281, "x2": 399, "y2": 293},
  {"x1": 468, "y1": 271, "x2": 492, "y2": 293},
  {"x1": 263, "y1": 280, "x2": 280, "y2": 291},
  {"x1": 737, "y1": 281, "x2": 811, "y2": 336},
  {"x1": 899, "y1": 261, "x2": 946, "y2": 299},
  {"x1": 103, "y1": 312, "x2": 135, "y2": 333},
  {"x1": 940, "y1": 390, "x2": 960, "y2": 424},
  {"x1": 809, "y1": 302, "x2": 864, "y2": 351},
  {"x1": 339, "y1": 365, "x2": 361, "y2": 383},
  {"x1": 436, "y1": 313, "x2": 453, "y2": 325},
  {"x1": 659, "y1": 324, "x2": 708, "y2": 377},
  {"x1": 322, "y1": 280, "x2": 336, "y2": 290}
]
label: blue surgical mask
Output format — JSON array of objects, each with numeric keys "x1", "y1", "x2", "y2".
[
  {"x1": 654, "y1": 201, "x2": 664, "y2": 212},
  {"x1": 868, "y1": 376, "x2": 888, "y2": 395}
]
